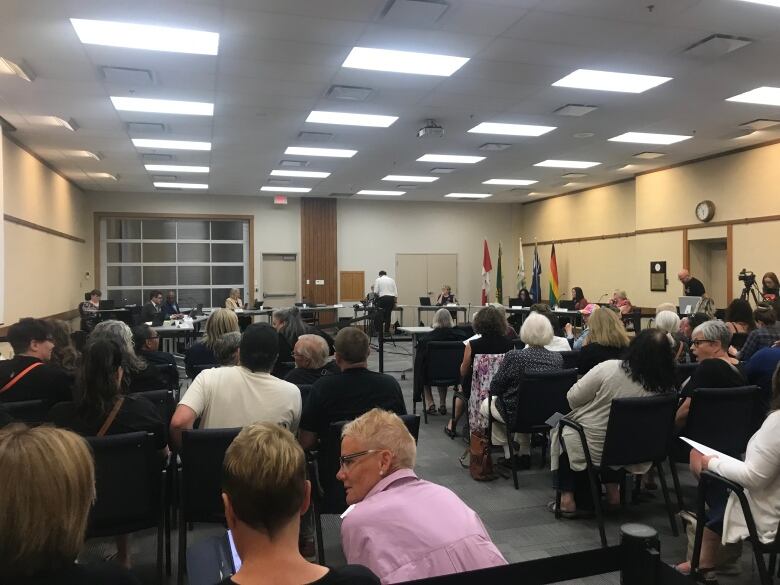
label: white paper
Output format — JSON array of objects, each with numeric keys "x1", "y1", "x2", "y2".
[
  {"x1": 464, "y1": 333, "x2": 482, "y2": 345},
  {"x1": 340, "y1": 504, "x2": 356, "y2": 519},
  {"x1": 333, "y1": 304, "x2": 343, "y2": 308},
  {"x1": 680, "y1": 437, "x2": 742, "y2": 466}
]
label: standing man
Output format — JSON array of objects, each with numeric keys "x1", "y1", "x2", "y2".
[
  {"x1": 140, "y1": 290, "x2": 164, "y2": 324},
  {"x1": 678, "y1": 269, "x2": 706, "y2": 297},
  {"x1": 374, "y1": 270, "x2": 397, "y2": 334}
]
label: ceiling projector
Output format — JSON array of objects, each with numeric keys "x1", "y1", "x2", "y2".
[{"x1": 417, "y1": 119, "x2": 444, "y2": 139}]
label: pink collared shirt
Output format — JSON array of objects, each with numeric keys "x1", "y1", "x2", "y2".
[{"x1": 341, "y1": 469, "x2": 506, "y2": 584}]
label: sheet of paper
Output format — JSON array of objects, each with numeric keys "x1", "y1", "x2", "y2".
[
  {"x1": 545, "y1": 411, "x2": 566, "y2": 428},
  {"x1": 679, "y1": 437, "x2": 742, "y2": 466},
  {"x1": 464, "y1": 333, "x2": 482, "y2": 345}
]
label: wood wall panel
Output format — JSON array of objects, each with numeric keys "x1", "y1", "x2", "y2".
[
  {"x1": 301, "y1": 198, "x2": 337, "y2": 307},
  {"x1": 340, "y1": 271, "x2": 365, "y2": 302}
]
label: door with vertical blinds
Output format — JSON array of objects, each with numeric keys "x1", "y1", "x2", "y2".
[{"x1": 395, "y1": 254, "x2": 457, "y2": 325}]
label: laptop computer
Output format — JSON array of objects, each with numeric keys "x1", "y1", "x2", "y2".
[
  {"x1": 98, "y1": 299, "x2": 115, "y2": 310},
  {"x1": 419, "y1": 296, "x2": 432, "y2": 306},
  {"x1": 679, "y1": 296, "x2": 702, "y2": 315},
  {"x1": 558, "y1": 300, "x2": 575, "y2": 310}
]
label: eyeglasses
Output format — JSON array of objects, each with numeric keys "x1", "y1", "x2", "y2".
[
  {"x1": 338, "y1": 449, "x2": 378, "y2": 471},
  {"x1": 691, "y1": 339, "x2": 715, "y2": 346}
]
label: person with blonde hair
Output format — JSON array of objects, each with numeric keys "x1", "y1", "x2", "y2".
[
  {"x1": 577, "y1": 307, "x2": 630, "y2": 375},
  {"x1": 338, "y1": 409, "x2": 506, "y2": 583},
  {"x1": 0, "y1": 424, "x2": 139, "y2": 583},
  {"x1": 218, "y1": 422, "x2": 378, "y2": 585},
  {"x1": 185, "y1": 308, "x2": 240, "y2": 378}
]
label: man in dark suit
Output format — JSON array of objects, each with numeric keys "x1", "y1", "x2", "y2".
[
  {"x1": 131, "y1": 324, "x2": 179, "y2": 390},
  {"x1": 161, "y1": 290, "x2": 183, "y2": 318},
  {"x1": 140, "y1": 290, "x2": 164, "y2": 324}
]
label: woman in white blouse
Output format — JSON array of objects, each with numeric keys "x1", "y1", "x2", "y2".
[{"x1": 681, "y1": 364, "x2": 780, "y2": 579}]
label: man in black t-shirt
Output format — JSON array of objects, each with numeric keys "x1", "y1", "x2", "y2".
[
  {"x1": 678, "y1": 269, "x2": 706, "y2": 297},
  {"x1": 298, "y1": 327, "x2": 406, "y2": 451},
  {"x1": 0, "y1": 318, "x2": 72, "y2": 406}
]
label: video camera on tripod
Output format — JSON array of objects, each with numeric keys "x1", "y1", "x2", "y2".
[{"x1": 738, "y1": 268, "x2": 762, "y2": 305}]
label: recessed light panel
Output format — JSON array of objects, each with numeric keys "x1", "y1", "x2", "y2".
[
  {"x1": 0, "y1": 57, "x2": 34, "y2": 82},
  {"x1": 145, "y1": 164, "x2": 209, "y2": 173},
  {"x1": 342, "y1": 47, "x2": 469, "y2": 77},
  {"x1": 305, "y1": 111, "x2": 397, "y2": 127},
  {"x1": 727, "y1": 86, "x2": 780, "y2": 106},
  {"x1": 88, "y1": 172, "x2": 118, "y2": 181},
  {"x1": 553, "y1": 69, "x2": 672, "y2": 93},
  {"x1": 154, "y1": 182, "x2": 208, "y2": 189},
  {"x1": 28, "y1": 116, "x2": 78, "y2": 131},
  {"x1": 111, "y1": 96, "x2": 213, "y2": 116},
  {"x1": 65, "y1": 150, "x2": 102, "y2": 160},
  {"x1": 444, "y1": 193, "x2": 493, "y2": 199},
  {"x1": 609, "y1": 132, "x2": 692, "y2": 145},
  {"x1": 356, "y1": 190, "x2": 405, "y2": 196},
  {"x1": 382, "y1": 175, "x2": 438, "y2": 182},
  {"x1": 483, "y1": 179, "x2": 538, "y2": 186},
  {"x1": 270, "y1": 170, "x2": 330, "y2": 178},
  {"x1": 70, "y1": 18, "x2": 219, "y2": 55},
  {"x1": 133, "y1": 139, "x2": 211, "y2": 151},
  {"x1": 633, "y1": 151, "x2": 666, "y2": 159},
  {"x1": 285, "y1": 147, "x2": 357, "y2": 158},
  {"x1": 733, "y1": 0, "x2": 780, "y2": 7},
  {"x1": 260, "y1": 186, "x2": 312, "y2": 193},
  {"x1": 534, "y1": 160, "x2": 601, "y2": 169},
  {"x1": 417, "y1": 154, "x2": 485, "y2": 164},
  {"x1": 468, "y1": 122, "x2": 556, "y2": 137}
]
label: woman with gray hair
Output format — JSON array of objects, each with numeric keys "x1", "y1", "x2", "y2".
[
  {"x1": 338, "y1": 408, "x2": 506, "y2": 583},
  {"x1": 481, "y1": 313, "x2": 563, "y2": 469},
  {"x1": 675, "y1": 320, "x2": 746, "y2": 430},
  {"x1": 413, "y1": 308, "x2": 467, "y2": 416},
  {"x1": 90, "y1": 320, "x2": 151, "y2": 391},
  {"x1": 213, "y1": 331, "x2": 242, "y2": 366}
]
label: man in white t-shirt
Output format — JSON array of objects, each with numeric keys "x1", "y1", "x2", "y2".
[
  {"x1": 170, "y1": 323, "x2": 301, "y2": 448},
  {"x1": 374, "y1": 270, "x2": 398, "y2": 334}
]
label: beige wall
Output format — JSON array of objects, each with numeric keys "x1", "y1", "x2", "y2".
[{"x1": 2, "y1": 136, "x2": 90, "y2": 326}]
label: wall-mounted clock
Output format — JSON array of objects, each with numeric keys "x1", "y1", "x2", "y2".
[{"x1": 695, "y1": 200, "x2": 715, "y2": 222}]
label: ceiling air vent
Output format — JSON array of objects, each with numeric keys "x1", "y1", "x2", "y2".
[
  {"x1": 100, "y1": 66, "x2": 155, "y2": 86},
  {"x1": 142, "y1": 153, "x2": 173, "y2": 162},
  {"x1": 328, "y1": 192, "x2": 354, "y2": 198},
  {"x1": 381, "y1": 0, "x2": 449, "y2": 25},
  {"x1": 326, "y1": 85, "x2": 374, "y2": 101},
  {"x1": 554, "y1": 104, "x2": 598, "y2": 117},
  {"x1": 127, "y1": 122, "x2": 166, "y2": 135},
  {"x1": 279, "y1": 159, "x2": 308, "y2": 168},
  {"x1": 479, "y1": 143, "x2": 511, "y2": 151},
  {"x1": 298, "y1": 131, "x2": 333, "y2": 143},
  {"x1": 684, "y1": 34, "x2": 752, "y2": 58}
]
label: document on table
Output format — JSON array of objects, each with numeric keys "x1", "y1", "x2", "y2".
[{"x1": 680, "y1": 437, "x2": 742, "y2": 466}]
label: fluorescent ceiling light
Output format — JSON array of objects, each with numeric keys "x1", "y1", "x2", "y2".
[
  {"x1": 609, "y1": 132, "x2": 692, "y2": 145},
  {"x1": 417, "y1": 154, "x2": 485, "y2": 164},
  {"x1": 733, "y1": 0, "x2": 780, "y2": 6},
  {"x1": 468, "y1": 122, "x2": 556, "y2": 137},
  {"x1": 356, "y1": 190, "x2": 405, "y2": 196},
  {"x1": 553, "y1": 69, "x2": 672, "y2": 93},
  {"x1": 88, "y1": 172, "x2": 118, "y2": 181},
  {"x1": 285, "y1": 147, "x2": 356, "y2": 158},
  {"x1": 633, "y1": 151, "x2": 666, "y2": 159},
  {"x1": 270, "y1": 170, "x2": 330, "y2": 178},
  {"x1": 260, "y1": 186, "x2": 311, "y2": 193},
  {"x1": 382, "y1": 175, "x2": 438, "y2": 182},
  {"x1": 306, "y1": 110, "x2": 397, "y2": 127},
  {"x1": 66, "y1": 149, "x2": 102, "y2": 160},
  {"x1": 145, "y1": 164, "x2": 209, "y2": 173},
  {"x1": 28, "y1": 116, "x2": 78, "y2": 131},
  {"x1": 534, "y1": 159, "x2": 601, "y2": 169},
  {"x1": 342, "y1": 47, "x2": 468, "y2": 77},
  {"x1": 483, "y1": 179, "x2": 538, "y2": 186},
  {"x1": 132, "y1": 138, "x2": 211, "y2": 151},
  {"x1": 111, "y1": 96, "x2": 213, "y2": 116},
  {"x1": 0, "y1": 57, "x2": 34, "y2": 82},
  {"x1": 70, "y1": 18, "x2": 219, "y2": 55},
  {"x1": 444, "y1": 193, "x2": 493, "y2": 199},
  {"x1": 154, "y1": 182, "x2": 208, "y2": 189},
  {"x1": 727, "y1": 86, "x2": 780, "y2": 106}
]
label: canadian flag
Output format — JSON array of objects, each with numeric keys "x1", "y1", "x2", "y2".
[{"x1": 481, "y1": 239, "x2": 492, "y2": 305}]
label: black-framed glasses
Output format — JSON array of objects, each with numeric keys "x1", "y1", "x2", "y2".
[
  {"x1": 691, "y1": 339, "x2": 715, "y2": 346},
  {"x1": 338, "y1": 449, "x2": 378, "y2": 471}
]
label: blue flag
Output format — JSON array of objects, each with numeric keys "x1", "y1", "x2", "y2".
[{"x1": 530, "y1": 243, "x2": 542, "y2": 302}]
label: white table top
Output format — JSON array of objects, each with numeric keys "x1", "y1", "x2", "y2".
[{"x1": 397, "y1": 326, "x2": 433, "y2": 334}]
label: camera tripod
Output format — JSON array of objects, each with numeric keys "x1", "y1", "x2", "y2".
[{"x1": 739, "y1": 281, "x2": 763, "y2": 305}]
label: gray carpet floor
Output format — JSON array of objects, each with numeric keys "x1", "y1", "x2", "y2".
[{"x1": 83, "y1": 337, "x2": 766, "y2": 584}]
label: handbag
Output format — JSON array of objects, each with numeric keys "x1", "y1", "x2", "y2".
[{"x1": 469, "y1": 429, "x2": 496, "y2": 481}]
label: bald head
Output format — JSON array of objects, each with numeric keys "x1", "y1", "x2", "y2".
[
  {"x1": 293, "y1": 334, "x2": 329, "y2": 369},
  {"x1": 678, "y1": 269, "x2": 691, "y2": 283}
]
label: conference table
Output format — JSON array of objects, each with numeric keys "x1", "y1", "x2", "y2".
[
  {"x1": 152, "y1": 315, "x2": 208, "y2": 353},
  {"x1": 399, "y1": 304, "x2": 471, "y2": 326},
  {"x1": 396, "y1": 326, "x2": 433, "y2": 380},
  {"x1": 506, "y1": 306, "x2": 583, "y2": 328}
]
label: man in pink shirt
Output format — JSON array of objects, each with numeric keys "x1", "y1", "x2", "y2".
[{"x1": 338, "y1": 409, "x2": 506, "y2": 584}]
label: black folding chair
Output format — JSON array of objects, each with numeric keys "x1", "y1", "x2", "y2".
[
  {"x1": 417, "y1": 341, "x2": 465, "y2": 423},
  {"x1": 559, "y1": 350, "x2": 580, "y2": 370},
  {"x1": 191, "y1": 363, "x2": 219, "y2": 378},
  {"x1": 2, "y1": 399, "x2": 49, "y2": 424},
  {"x1": 177, "y1": 427, "x2": 241, "y2": 585},
  {"x1": 511, "y1": 338, "x2": 525, "y2": 350},
  {"x1": 86, "y1": 432, "x2": 165, "y2": 582},
  {"x1": 692, "y1": 471, "x2": 780, "y2": 585},
  {"x1": 488, "y1": 369, "x2": 577, "y2": 488},
  {"x1": 674, "y1": 362, "x2": 699, "y2": 390},
  {"x1": 557, "y1": 393, "x2": 680, "y2": 547}
]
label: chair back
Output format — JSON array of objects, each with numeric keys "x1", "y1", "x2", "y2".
[
  {"x1": 86, "y1": 432, "x2": 162, "y2": 537},
  {"x1": 133, "y1": 390, "x2": 175, "y2": 442},
  {"x1": 424, "y1": 341, "x2": 465, "y2": 386},
  {"x1": 601, "y1": 393, "x2": 678, "y2": 467},
  {"x1": 192, "y1": 363, "x2": 219, "y2": 378},
  {"x1": 3, "y1": 399, "x2": 49, "y2": 424},
  {"x1": 674, "y1": 362, "x2": 700, "y2": 390},
  {"x1": 510, "y1": 369, "x2": 578, "y2": 433},
  {"x1": 511, "y1": 338, "x2": 525, "y2": 350},
  {"x1": 180, "y1": 427, "x2": 241, "y2": 523},
  {"x1": 559, "y1": 350, "x2": 579, "y2": 370},
  {"x1": 685, "y1": 386, "x2": 760, "y2": 457},
  {"x1": 298, "y1": 383, "x2": 314, "y2": 406},
  {"x1": 729, "y1": 332, "x2": 749, "y2": 351},
  {"x1": 318, "y1": 414, "x2": 420, "y2": 514},
  {"x1": 469, "y1": 353, "x2": 506, "y2": 432}
]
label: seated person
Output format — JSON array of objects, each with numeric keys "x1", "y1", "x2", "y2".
[
  {"x1": 339, "y1": 409, "x2": 506, "y2": 583},
  {"x1": 550, "y1": 330, "x2": 676, "y2": 517},
  {"x1": 578, "y1": 307, "x2": 630, "y2": 376},
  {"x1": 610, "y1": 290, "x2": 633, "y2": 315},
  {"x1": 219, "y1": 422, "x2": 379, "y2": 585},
  {"x1": 0, "y1": 318, "x2": 72, "y2": 406},
  {"x1": 482, "y1": 313, "x2": 563, "y2": 469},
  {"x1": 413, "y1": 308, "x2": 468, "y2": 416},
  {"x1": 724, "y1": 298, "x2": 755, "y2": 351},
  {"x1": 298, "y1": 327, "x2": 406, "y2": 452},
  {"x1": 0, "y1": 424, "x2": 140, "y2": 584},
  {"x1": 213, "y1": 331, "x2": 242, "y2": 367},
  {"x1": 284, "y1": 334, "x2": 339, "y2": 385},
  {"x1": 516, "y1": 288, "x2": 533, "y2": 307},
  {"x1": 184, "y1": 308, "x2": 240, "y2": 378},
  {"x1": 654, "y1": 310, "x2": 680, "y2": 335},
  {"x1": 446, "y1": 306, "x2": 512, "y2": 437},
  {"x1": 140, "y1": 290, "x2": 164, "y2": 324},
  {"x1": 680, "y1": 312, "x2": 713, "y2": 363},
  {"x1": 170, "y1": 323, "x2": 301, "y2": 448},
  {"x1": 572, "y1": 287, "x2": 588, "y2": 311},
  {"x1": 272, "y1": 307, "x2": 335, "y2": 378},
  {"x1": 161, "y1": 290, "x2": 183, "y2": 318},
  {"x1": 225, "y1": 288, "x2": 244, "y2": 311},
  {"x1": 675, "y1": 320, "x2": 746, "y2": 430},
  {"x1": 564, "y1": 303, "x2": 598, "y2": 350},
  {"x1": 435, "y1": 284, "x2": 457, "y2": 305},
  {"x1": 79, "y1": 288, "x2": 101, "y2": 332},
  {"x1": 90, "y1": 320, "x2": 154, "y2": 392},
  {"x1": 530, "y1": 305, "x2": 571, "y2": 351},
  {"x1": 132, "y1": 324, "x2": 179, "y2": 389},
  {"x1": 745, "y1": 345, "x2": 780, "y2": 410},
  {"x1": 678, "y1": 366, "x2": 780, "y2": 581},
  {"x1": 738, "y1": 304, "x2": 780, "y2": 362},
  {"x1": 48, "y1": 318, "x2": 80, "y2": 382}
]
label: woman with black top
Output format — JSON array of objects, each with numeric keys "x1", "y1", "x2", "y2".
[
  {"x1": 435, "y1": 284, "x2": 457, "y2": 305},
  {"x1": 445, "y1": 306, "x2": 512, "y2": 437},
  {"x1": 79, "y1": 288, "x2": 102, "y2": 332},
  {"x1": 272, "y1": 307, "x2": 335, "y2": 379},
  {"x1": 571, "y1": 287, "x2": 588, "y2": 311},
  {"x1": 517, "y1": 288, "x2": 533, "y2": 307},
  {"x1": 48, "y1": 318, "x2": 80, "y2": 380},
  {"x1": 724, "y1": 298, "x2": 756, "y2": 351},
  {"x1": 578, "y1": 307, "x2": 629, "y2": 375}
]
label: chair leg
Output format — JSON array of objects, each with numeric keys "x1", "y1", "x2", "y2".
[
  {"x1": 669, "y1": 455, "x2": 685, "y2": 512},
  {"x1": 655, "y1": 461, "x2": 679, "y2": 537},
  {"x1": 177, "y1": 513, "x2": 187, "y2": 585},
  {"x1": 540, "y1": 432, "x2": 548, "y2": 470},
  {"x1": 157, "y1": 518, "x2": 164, "y2": 584},
  {"x1": 507, "y1": 435, "x2": 519, "y2": 490},
  {"x1": 690, "y1": 480, "x2": 707, "y2": 574},
  {"x1": 554, "y1": 485, "x2": 562, "y2": 520},
  {"x1": 588, "y1": 467, "x2": 607, "y2": 547},
  {"x1": 752, "y1": 545, "x2": 772, "y2": 585},
  {"x1": 314, "y1": 507, "x2": 325, "y2": 565}
]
